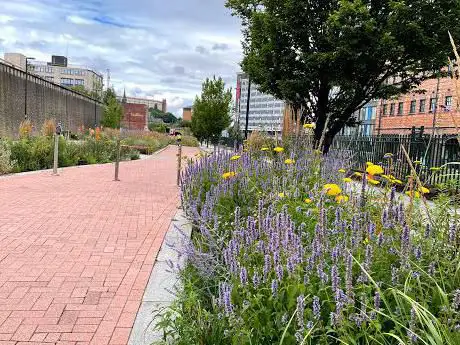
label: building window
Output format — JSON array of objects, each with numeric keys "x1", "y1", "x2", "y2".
[
  {"x1": 397, "y1": 102, "x2": 404, "y2": 115},
  {"x1": 60, "y1": 78, "x2": 73, "y2": 86},
  {"x1": 445, "y1": 96, "x2": 453, "y2": 108},
  {"x1": 419, "y1": 99, "x2": 426, "y2": 113},
  {"x1": 410, "y1": 100, "x2": 416, "y2": 114},
  {"x1": 390, "y1": 103, "x2": 395, "y2": 116},
  {"x1": 75, "y1": 79, "x2": 84, "y2": 85},
  {"x1": 383, "y1": 104, "x2": 387, "y2": 115},
  {"x1": 430, "y1": 98, "x2": 437, "y2": 112}
]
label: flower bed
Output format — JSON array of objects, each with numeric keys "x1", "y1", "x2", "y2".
[{"x1": 158, "y1": 142, "x2": 460, "y2": 345}]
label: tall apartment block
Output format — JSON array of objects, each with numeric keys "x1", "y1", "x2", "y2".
[
  {"x1": 236, "y1": 73, "x2": 285, "y2": 134},
  {"x1": 3, "y1": 53, "x2": 104, "y2": 97}
]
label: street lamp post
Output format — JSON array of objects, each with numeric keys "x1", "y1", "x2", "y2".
[{"x1": 24, "y1": 57, "x2": 35, "y2": 119}]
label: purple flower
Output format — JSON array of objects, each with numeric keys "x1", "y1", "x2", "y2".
[
  {"x1": 263, "y1": 254, "x2": 271, "y2": 282},
  {"x1": 449, "y1": 225, "x2": 457, "y2": 243},
  {"x1": 424, "y1": 223, "x2": 431, "y2": 238},
  {"x1": 452, "y1": 289, "x2": 460, "y2": 310},
  {"x1": 391, "y1": 265, "x2": 398, "y2": 285},
  {"x1": 374, "y1": 291, "x2": 381, "y2": 312},
  {"x1": 276, "y1": 264, "x2": 284, "y2": 281},
  {"x1": 306, "y1": 321, "x2": 313, "y2": 329},
  {"x1": 220, "y1": 282, "x2": 233, "y2": 315},
  {"x1": 368, "y1": 222, "x2": 376, "y2": 240},
  {"x1": 414, "y1": 246, "x2": 422, "y2": 261},
  {"x1": 345, "y1": 252, "x2": 354, "y2": 303},
  {"x1": 297, "y1": 295, "x2": 305, "y2": 329},
  {"x1": 312, "y1": 296, "x2": 321, "y2": 320},
  {"x1": 252, "y1": 272, "x2": 260, "y2": 289},
  {"x1": 240, "y1": 267, "x2": 248, "y2": 285},
  {"x1": 271, "y1": 279, "x2": 278, "y2": 296},
  {"x1": 428, "y1": 262, "x2": 436, "y2": 276},
  {"x1": 330, "y1": 312, "x2": 338, "y2": 327},
  {"x1": 378, "y1": 232, "x2": 384, "y2": 247},
  {"x1": 331, "y1": 265, "x2": 340, "y2": 293},
  {"x1": 287, "y1": 257, "x2": 295, "y2": 274}
]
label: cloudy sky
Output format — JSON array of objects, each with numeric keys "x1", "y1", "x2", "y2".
[{"x1": 0, "y1": 0, "x2": 243, "y2": 116}]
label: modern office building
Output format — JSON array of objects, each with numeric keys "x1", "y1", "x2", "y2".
[
  {"x1": 340, "y1": 101, "x2": 379, "y2": 136},
  {"x1": 236, "y1": 73, "x2": 286, "y2": 134},
  {"x1": 3, "y1": 53, "x2": 103, "y2": 97},
  {"x1": 117, "y1": 95, "x2": 167, "y2": 113}
]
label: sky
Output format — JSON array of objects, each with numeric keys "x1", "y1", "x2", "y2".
[{"x1": 0, "y1": 0, "x2": 243, "y2": 116}]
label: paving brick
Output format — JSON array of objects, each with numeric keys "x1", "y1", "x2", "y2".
[{"x1": 0, "y1": 147, "x2": 198, "y2": 344}]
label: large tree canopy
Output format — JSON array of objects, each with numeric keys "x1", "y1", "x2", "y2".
[
  {"x1": 226, "y1": 0, "x2": 460, "y2": 148},
  {"x1": 191, "y1": 77, "x2": 232, "y2": 144}
]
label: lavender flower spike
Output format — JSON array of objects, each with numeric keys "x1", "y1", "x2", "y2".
[
  {"x1": 313, "y1": 296, "x2": 321, "y2": 320},
  {"x1": 297, "y1": 295, "x2": 305, "y2": 329}
]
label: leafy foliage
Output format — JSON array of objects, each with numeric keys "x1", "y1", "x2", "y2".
[
  {"x1": 149, "y1": 108, "x2": 178, "y2": 124},
  {"x1": 226, "y1": 0, "x2": 460, "y2": 147},
  {"x1": 102, "y1": 95, "x2": 123, "y2": 129},
  {"x1": 191, "y1": 76, "x2": 232, "y2": 144}
]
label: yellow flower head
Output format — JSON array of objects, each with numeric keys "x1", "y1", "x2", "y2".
[
  {"x1": 261, "y1": 147, "x2": 269, "y2": 151},
  {"x1": 303, "y1": 123, "x2": 316, "y2": 129},
  {"x1": 366, "y1": 162, "x2": 374, "y2": 167},
  {"x1": 285, "y1": 158, "x2": 295, "y2": 165},
  {"x1": 222, "y1": 171, "x2": 236, "y2": 179},
  {"x1": 338, "y1": 169, "x2": 346, "y2": 173},
  {"x1": 354, "y1": 172, "x2": 363, "y2": 178},
  {"x1": 274, "y1": 147, "x2": 284, "y2": 153},
  {"x1": 393, "y1": 179, "x2": 403, "y2": 185},
  {"x1": 323, "y1": 184, "x2": 342, "y2": 196},
  {"x1": 418, "y1": 186, "x2": 430, "y2": 194},
  {"x1": 343, "y1": 177, "x2": 353, "y2": 183},
  {"x1": 335, "y1": 195, "x2": 349, "y2": 203},
  {"x1": 278, "y1": 192, "x2": 285, "y2": 198},
  {"x1": 366, "y1": 164, "x2": 384, "y2": 176},
  {"x1": 230, "y1": 155, "x2": 241, "y2": 161},
  {"x1": 406, "y1": 191, "x2": 421, "y2": 198},
  {"x1": 304, "y1": 198, "x2": 313, "y2": 204}
]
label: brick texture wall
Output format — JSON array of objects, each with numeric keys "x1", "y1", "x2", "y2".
[
  {"x1": 376, "y1": 77, "x2": 460, "y2": 135},
  {"x1": 122, "y1": 103, "x2": 147, "y2": 130}
]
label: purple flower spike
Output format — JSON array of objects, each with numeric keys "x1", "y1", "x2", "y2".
[
  {"x1": 240, "y1": 267, "x2": 248, "y2": 285},
  {"x1": 297, "y1": 295, "x2": 305, "y2": 329},
  {"x1": 271, "y1": 279, "x2": 278, "y2": 296},
  {"x1": 276, "y1": 264, "x2": 284, "y2": 281},
  {"x1": 312, "y1": 296, "x2": 321, "y2": 320}
]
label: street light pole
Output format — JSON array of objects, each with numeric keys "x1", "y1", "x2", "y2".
[
  {"x1": 244, "y1": 78, "x2": 251, "y2": 139},
  {"x1": 24, "y1": 57, "x2": 35, "y2": 119}
]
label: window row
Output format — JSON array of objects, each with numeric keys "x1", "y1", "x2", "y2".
[
  {"x1": 62, "y1": 68, "x2": 87, "y2": 76},
  {"x1": 60, "y1": 78, "x2": 85, "y2": 86},
  {"x1": 383, "y1": 96, "x2": 453, "y2": 116}
]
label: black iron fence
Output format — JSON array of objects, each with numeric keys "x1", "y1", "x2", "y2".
[{"x1": 331, "y1": 134, "x2": 460, "y2": 187}]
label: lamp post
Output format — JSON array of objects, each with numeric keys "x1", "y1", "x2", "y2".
[
  {"x1": 24, "y1": 57, "x2": 35, "y2": 119},
  {"x1": 244, "y1": 78, "x2": 251, "y2": 139}
]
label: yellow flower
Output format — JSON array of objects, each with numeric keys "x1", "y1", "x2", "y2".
[
  {"x1": 222, "y1": 171, "x2": 236, "y2": 179},
  {"x1": 278, "y1": 192, "x2": 285, "y2": 198},
  {"x1": 381, "y1": 174, "x2": 389, "y2": 179},
  {"x1": 335, "y1": 195, "x2": 349, "y2": 203},
  {"x1": 303, "y1": 123, "x2": 316, "y2": 129},
  {"x1": 405, "y1": 191, "x2": 421, "y2": 198},
  {"x1": 418, "y1": 186, "x2": 430, "y2": 194},
  {"x1": 393, "y1": 179, "x2": 403, "y2": 185},
  {"x1": 261, "y1": 147, "x2": 269, "y2": 151},
  {"x1": 230, "y1": 155, "x2": 241, "y2": 161},
  {"x1": 363, "y1": 237, "x2": 369, "y2": 244},
  {"x1": 285, "y1": 158, "x2": 295, "y2": 165},
  {"x1": 366, "y1": 162, "x2": 374, "y2": 167},
  {"x1": 366, "y1": 164, "x2": 384, "y2": 176},
  {"x1": 338, "y1": 169, "x2": 346, "y2": 173},
  {"x1": 367, "y1": 179, "x2": 380, "y2": 185},
  {"x1": 304, "y1": 198, "x2": 313, "y2": 204},
  {"x1": 354, "y1": 172, "x2": 363, "y2": 178},
  {"x1": 274, "y1": 147, "x2": 284, "y2": 153},
  {"x1": 343, "y1": 177, "x2": 353, "y2": 183},
  {"x1": 323, "y1": 184, "x2": 342, "y2": 196}
]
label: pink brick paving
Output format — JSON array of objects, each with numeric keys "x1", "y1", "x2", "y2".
[{"x1": 0, "y1": 146, "x2": 198, "y2": 345}]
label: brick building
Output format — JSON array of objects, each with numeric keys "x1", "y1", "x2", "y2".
[
  {"x1": 122, "y1": 103, "x2": 148, "y2": 130},
  {"x1": 182, "y1": 107, "x2": 192, "y2": 121},
  {"x1": 375, "y1": 77, "x2": 459, "y2": 135}
]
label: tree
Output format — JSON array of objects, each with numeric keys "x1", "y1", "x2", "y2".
[
  {"x1": 70, "y1": 85, "x2": 91, "y2": 97},
  {"x1": 103, "y1": 88, "x2": 118, "y2": 106},
  {"x1": 191, "y1": 77, "x2": 232, "y2": 144},
  {"x1": 148, "y1": 108, "x2": 178, "y2": 124},
  {"x1": 101, "y1": 89, "x2": 122, "y2": 128},
  {"x1": 226, "y1": 0, "x2": 460, "y2": 150}
]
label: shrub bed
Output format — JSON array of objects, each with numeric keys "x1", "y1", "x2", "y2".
[{"x1": 159, "y1": 142, "x2": 460, "y2": 345}]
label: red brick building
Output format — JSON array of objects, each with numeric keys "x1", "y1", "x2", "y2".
[
  {"x1": 376, "y1": 77, "x2": 460, "y2": 135},
  {"x1": 122, "y1": 103, "x2": 148, "y2": 130}
]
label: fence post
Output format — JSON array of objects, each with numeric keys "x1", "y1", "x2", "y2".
[
  {"x1": 53, "y1": 133, "x2": 59, "y2": 175},
  {"x1": 114, "y1": 139, "x2": 121, "y2": 181},
  {"x1": 177, "y1": 136, "x2": 182, "y2": 186}
]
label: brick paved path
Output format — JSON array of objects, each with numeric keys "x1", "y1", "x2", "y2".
[{"x1": 0, "y1": 146, "x2": 198, "y2": 345}]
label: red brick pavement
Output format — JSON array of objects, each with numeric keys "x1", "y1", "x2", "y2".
[{"x1": 0, "y1": 146, "x2": 198, "y2": 345}]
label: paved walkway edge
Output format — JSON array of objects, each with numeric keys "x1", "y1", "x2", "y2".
[{"x1": 128, "y1": 209, "x2": 191, "y2": 345}]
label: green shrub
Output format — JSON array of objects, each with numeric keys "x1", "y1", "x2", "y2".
[{"x1": 0, "y1": 140, "x2": 15, "y2": 175}]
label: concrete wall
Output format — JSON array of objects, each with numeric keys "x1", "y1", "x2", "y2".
[{"x1": 0, "y1": 62, "x2": 103, "y2": 138}]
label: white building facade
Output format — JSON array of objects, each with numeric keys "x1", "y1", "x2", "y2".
[{"x1": 236, "y1": 73, "x2": 285, "y2": 133}]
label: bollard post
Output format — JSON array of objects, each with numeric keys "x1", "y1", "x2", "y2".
[
  {"x1": 177, "y1": 136, "x2": 182, "y2": 186},
  {"x1": 114, "y1": 139, "x2": 121, "y2": 181},
  {"x1": 53, "y1": 133, "x2": 59, "y2": 175}
]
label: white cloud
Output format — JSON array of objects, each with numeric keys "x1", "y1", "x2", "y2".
[{"x1": 0, "y1": 0, "x2": 243, "y2": 115}]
